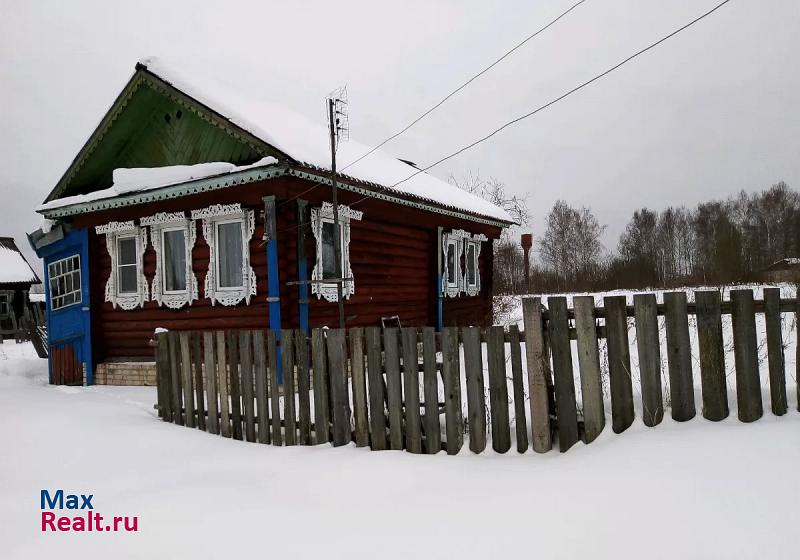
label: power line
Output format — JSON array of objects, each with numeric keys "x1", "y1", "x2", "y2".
[{"x1": 361, "y1": 0, "x2": 734, "y2": 198}]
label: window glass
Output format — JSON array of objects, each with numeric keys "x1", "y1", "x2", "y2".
[
  {"x1": 163, "y1": 229, "x2": 187, "y2": 292},
  {"x1": 0, "y1": 295, "x2": 8, "y2": 315},
  {"x1": 117, "y1": 237, "x2": 138, "y2": 294},
  {"x1": 48, "y1": 255, "x2": 82, "y2": 310},
  {"x1": 218, "y1": 221, "x2": 243, "y2": 288},
  {"x1": 467, "y1": 243, "x2": 476, "y2": 286},
  {"x1": 446, "y1": 242, "x2": 456, "y2": 285},
  {"x1": 321, "y1": 221, "x2": 342, "y2": 280}
]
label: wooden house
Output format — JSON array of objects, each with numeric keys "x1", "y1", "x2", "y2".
[
  {"x1": 31, "y1": 58, "x2": 513, "y2": 385},
  {"x1": 0, "y1": 237, "x2": 41, "y2": 339}
]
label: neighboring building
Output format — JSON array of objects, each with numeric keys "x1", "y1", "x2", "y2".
[
  {"x1": 31, "y1": 58, "x2": 513, "y2": 385},
  {"x1": 0, "y1": 237, "x2": 41, "y2": 339},
  {"x1": 762, "y1": 258, "x2": 800, "y2": 283}
]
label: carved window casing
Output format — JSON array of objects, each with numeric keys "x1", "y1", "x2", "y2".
[
  {"x1": 442, "y1": 229, "x2": 486, "y2": 298},
  {"x1": 96, "y1": 221, "x2": 149, "y2": 310},
  {"x1": 311, "y1": 202, "x2": 362, "y2": 302},
  {"x1": 191, "y1": 203, "x2": 256, "y2": 307},
  {"x1": 142, "y1": 212, "x2": 198, "y2": 309}
]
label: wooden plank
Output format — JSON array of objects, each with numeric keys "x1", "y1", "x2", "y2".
[
  {"x1": 604, "y1": 296, "x2": 635, "y2": 433},
  {"x1": 573, "y1": 296, "x2": 605, "y2": 442},
  {"x1": 326, "y1": 328, "x2": 351, "y2": 447},
  {"x1": 695, "y1": 291, "x2": 728, "y2": 421},
  {"x1": 203, "y1": 332, "x2": 219, "y2": 435},
  {"x1": 267, "y1": 329, "x2": 283, "y2": 445},
  {"x1": 253, "y1": 330, "x2": 270, "y2": 444},
  {"x1": 546, "y1": 297, "x2": 579, "y2": 452},
  {"x1": 633, "y1": 294, "x2": 664, "y2": 427},
  {"x1": 192, "y1": 333, "x2": 206, "y2": 431},
  {"x1": 215, "y1": 331, "x2": 231, "y2": 438},
  {"x1": 295, "y1": 330, "x2": 312, "y2": 445},
  {"x1": 365, "y1": 326, "x2": 387, "y2": 450},
  {"x1": 664, "y1": 291, "x2": 696, "y2": 422},
  {"x1": 509, "y1": 325, "x2": 528, "y2": 453},
  {"x1": 401, "y1": 327, "x2": 422, "y2": 454},
  {"x1": 226, "y1": 331, "x2": 243, "y2": 440},
  {"x1": 764, "y1": 287, "x2": 788, "y2": 416},
  {"x1": 731, "y1": 289, "x2": 763, "y2": 422},
  {"x1": 462, "y1": 326, "x2": 487, "y2": 454},
  {"x1": 350, "y1": 328, "x2": 369, "y2": 447},
  {"x1": 156, "y1": 333, "x2": 171, "y2": 421},
  {"x1": 179, "y1": 332, "x2": 195, "y2": 428},
  {"x1": 421, "y1": 327, "x2": 441, "y2": 454},
  {"x1": 522, "y1": 297, "x2": 552, "y2": 452},
  {"x1": 441, "y1": 327, "x2": 464, "y2": 455},
  {"x1": 311, "y1": 329, "x2": 329, "y2": 445},
  {"x1": 797, "y1": 293, "x2": 800, "y2": 413},
  {"x1": 168, "y1": 332, "x2": 183, "y2": 426},
  {"x1": 384, "y1": 328, "x2": 404, "y2": 450},
  {"x1": 239, "y1": 330, "x2": 256, "y2": 442},
  {"x1": 281, "y1": 329, "x2": 297, "y2": 445}
]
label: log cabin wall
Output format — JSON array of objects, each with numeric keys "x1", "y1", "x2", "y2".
[{"x1": 73, "y1": 176, "x2": 502, "y2": 362}]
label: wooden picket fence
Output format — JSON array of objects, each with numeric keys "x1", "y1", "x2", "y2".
[{"x1": 154, "y1": 287, "x2": 800, "y2": 454}]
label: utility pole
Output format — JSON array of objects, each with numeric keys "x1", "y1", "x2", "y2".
[{"x1": 328, "y1": 97, "x2": 345, "y2": 328}]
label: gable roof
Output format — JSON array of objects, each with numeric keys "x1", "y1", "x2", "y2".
[
  {"x1": 0, "y1": 238, "x2": 40, "y2": 285},
  {"x1": 40, "y1": 57, "x2": 513, "y2": 225}
]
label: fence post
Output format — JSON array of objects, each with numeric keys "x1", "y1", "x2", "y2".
[
  {"x1": 350, "y1": 328, "x2": 369, "y2": 448},
  {"x1": 633, "y1": 294, "x2": 664, "y2": 427},
  {"x1": 764, "y1": 287, "x2": 787, "y2": 416},
  {"x1": 547, "y1": 297, "x2": 579, "y2": 452},
  {"x1": 365, "y1": 327, "x2": 387, "y2": 450},
  {"x1": 296, "y1": 329, "x2": 313, "y2": 445},
  {"x1": 326, "y1": 328, "x2": 351, "y2": 447},
  {"x1": 226, "y1": 331, "x2": 242, "y2": 440},
  {"x1": 252, "y1": 330, "x2": 270, "y2": 443},
  {"x1": 156, "y1": 333, "x2": 171, "y2": 421},
  {"x1": 203, "y1": 331, "x2": 219, "y2": 435},
  {"x1": 573, "y1": 296, "x2": 605, "y2": 442},
  {"x1": 281, "y1": 329, "x2": 297, "y2": 445},
  {"x1": 441, "y1": 327, "x2": 463, "y2": 455},
  {"x1": 239, "y1": 330, "x2": 256, "y2": 443},
  {"x1": 311, "y1": 328, "x2": 329, "y2": 445},
  {"x1": 168, "y1": 332, "x2": 184, "y2": 427},
  {"x1": 192, "y1": 333, "x2": 206, "y2": 432},
  {"x1": 216, "y1": 331, "x2": 231, "y2": 438},
  {"x1": 401, "y1": 327, "x2": 422, "y2": 454},
  {"x1": 267, "y1": 329, "x2": 282, "y2": 445},
  {"x1": 522, "y1": 297, "x2": 552, "y2": 453},
  {"x1": 694, "y1": 291, "x2": 728, "y2": 421},
  {"x1": 731, "y1": 289, "x2": 763, "y2": 422},
  {"x1": 421, "y1": 327, "x2": 441, "y2": 454},
  {"x1": 664, "y1": 292, "x2": 696, "y2": 421},
  {"x1": 383, "y1": 328, "x2": 404, "y2": 450},
  {"x1": 508, "y1": 325, "x2": 529, "y2": 453},
  {"x1": 487, "y1": 326, "x2": 512, "y2": 453},
  {"x1": 462, "y1": 326, "x2": 487, "y2": 454},
  {"x1": 604, "y1": 296, "x2": 635, "y2": 433}
]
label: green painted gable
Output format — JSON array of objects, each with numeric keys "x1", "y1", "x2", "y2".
[{"x1": 46, "y1": 68, "x2": 289, "y2": 202}]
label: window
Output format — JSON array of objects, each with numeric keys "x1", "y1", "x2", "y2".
[
  {"x1": 47, "y1": 255, "x2": 82, "y2": 311},
  {"x1": 191, "y1": 203, "x2": 256, "y2": 307},
  {"x1": 464, "y1": 240, "x2": 481, "y2": 296},
  {"x1": 442, "y1": 230, "x2": 484, "y2": 297},
  {"x1": 96, "y1": 221, "x2": 149, "y2": 310},
  {"x1": 311, "y1": 202, "x2": 362, "y2": 302},
  {"x1": 142, "y1": 212, "x2": 198, "y2": 309},
  {"x1": 0, "y1": 293, "x2": 9, "y2": 317}
]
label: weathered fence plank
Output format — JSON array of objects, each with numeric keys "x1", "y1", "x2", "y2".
[
  {"x1": 522, "y1": 297, "x2": 552, "y2": 453},
  {"x1": 664, "y1": 292, "x2": 696, "y2": 421},
  {"x1": 192, "y1": 333, "x2": 206, "y2": 432},
  {"x1": 239, "y1": 330, "x2": 256, "y2": 443},
  {"x1": 226, "y1": 331, "x2": 243, "y2": 440},
  {"x1": 365, "y1": 327, "x2": 387, "y2": 450},
  {"x1": 402, "y1": 327, "x2": 423, "y2": 454},
  {"x1": 797, "y1": 293, "x2": 800, "y2": 412},
  {"x1": 350, "y1": 328, "x2": 369, "y2": 447},
  {"x1": 487, "y1": 326, "x2": 512, "y2": 453},
  {"x1": 267, "y1": 329, "x2": 282, "y2": 445},
  {"x1": 168, "y1": 332, "x2": 183, "y2": 426},
  {"x1": 295, "y1": 330, "x2": 312, "y2": 445},
  {"x1": 764, "y1": 287, "x2": 788, "y2": 416},
  {"x1": 326, "y1": 328, "x2": 351, "y2": 447},
  {"x1": 731, "y1": 289, "x2": 763, "y2": 422},
  {"x1": 311, "y1": 329, "x2": 329, "y2": 445},
  {"x1": 695, "y1": 291, "x2": 728, "y2": 421},
  {"x1": 156, "y1": 334, "x2": 171, "y2": 422},
  {"x1": 384, "y1": 328, "x2": 404, "y2": 450},
  {"x1": 179, "y1": 332, "x2": 195, "y2": 428},
  {"x1": 462, "y1": 326, "x2": 487, "y2": 454},
  {"x1": 604, "y1": 296, "x2": 635, "y2": 433},
  {"x1": 204, "y1": 332, "x2": 219, "y2": 435},
  {"x1": 573, "y1": 296, "x2": 605, "y2": 441},
  {"x1": 633, "y1": 294, "x2": 664, "y2": 427},
  {"x1": 547, "y1": 297, "x2": 579, "y2": 452},
  {"x1": 421, "y1": 327, "x2": 441, "y2": 454},
  {"x1": 216, "y1": 331, "x2": 231, "y2": 438},
  {"x1": 281, "y1": 329, "x2": 297, "y2": 446},
  {"x1": 441, "y1": 327, "x2": 463, "y2": 455},
  {"x1": 509, "y1": 325, "x2": 528, "y2": 454},
  {"x1": 252, "y1": 330, "x2": 270, "y2": 444}
]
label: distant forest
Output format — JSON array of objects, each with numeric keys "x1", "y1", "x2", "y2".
[{"x1": 457, "y1": 175, "x2": 800, "y2": 295}]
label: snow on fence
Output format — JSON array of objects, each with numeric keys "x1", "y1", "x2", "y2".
[{"x1": 153, "y1": 287, "x2": 799, "y2": 454}]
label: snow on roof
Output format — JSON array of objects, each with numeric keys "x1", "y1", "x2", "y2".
[
  {"x1": 29, "y1": 293, "x2": 45, "y2": 303},
  {"x1": 0, "y1": 239, "x2": 39, "y2": 284},
  {"x1": 38, "y1": 157, "x2": 278, "y2": 212},
  {"x1": 132, "y1": 57, "x2": 513, "y2": 224}
]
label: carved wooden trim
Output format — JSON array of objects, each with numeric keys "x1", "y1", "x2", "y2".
[
  {"x1": 311, "y1": 204, "x2": 357, "y2": 302},
  {"x1": 99, "y1": 224, "x2": 149, "y2": 310},
  {"x1": 144, "y1": 212, "x2": 198, "y2": 309}
]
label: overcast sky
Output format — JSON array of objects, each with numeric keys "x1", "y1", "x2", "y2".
[{"x1": 2, "y1": 0, "x2": 798, "y2": 272}]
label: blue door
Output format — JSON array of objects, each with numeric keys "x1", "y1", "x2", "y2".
[{"x1": 35, "y1": 228, "x2": 93, "y2": 385}]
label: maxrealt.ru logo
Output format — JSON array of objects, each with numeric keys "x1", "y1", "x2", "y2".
[{"x1": 40, "y1": 490, "x2": 139, "y2": 532}]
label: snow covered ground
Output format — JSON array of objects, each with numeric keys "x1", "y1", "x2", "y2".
[{"x1": 2, "y1": 295, "x2": 799, "y2": 559}]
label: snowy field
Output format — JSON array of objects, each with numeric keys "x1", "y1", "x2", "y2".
[{"x1": 1, "y1": 284, "x2": 799, "y2": 559}]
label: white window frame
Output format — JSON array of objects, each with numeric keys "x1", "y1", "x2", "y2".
[
  {"x1": 191, "y1": 203, "x2": 256, "y2": 307},
  {"x1": 142, "y1": 212, "x2": 198, "y2": 309},
  {"x1": 0, "y1": 292, "x2": 10, "y2": 317},
  {"x1": 442, "y1": 236, "x2": 461, "y2": 298},
  {"x1": 47, "y1": 255, "x2": 82, "y2": 311},
  {"x1": 442, "y1": 229, "x2": 485, "y2": 298},
  {"x1": 96, "y1": 221, "x2": 148, "y2": 310},
  {"x1": 311, "y1": 202, "x2": 362, "y2": 302},
  {"x1": 464, "y1": 239, "x2": 481, "y2": 297}
]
